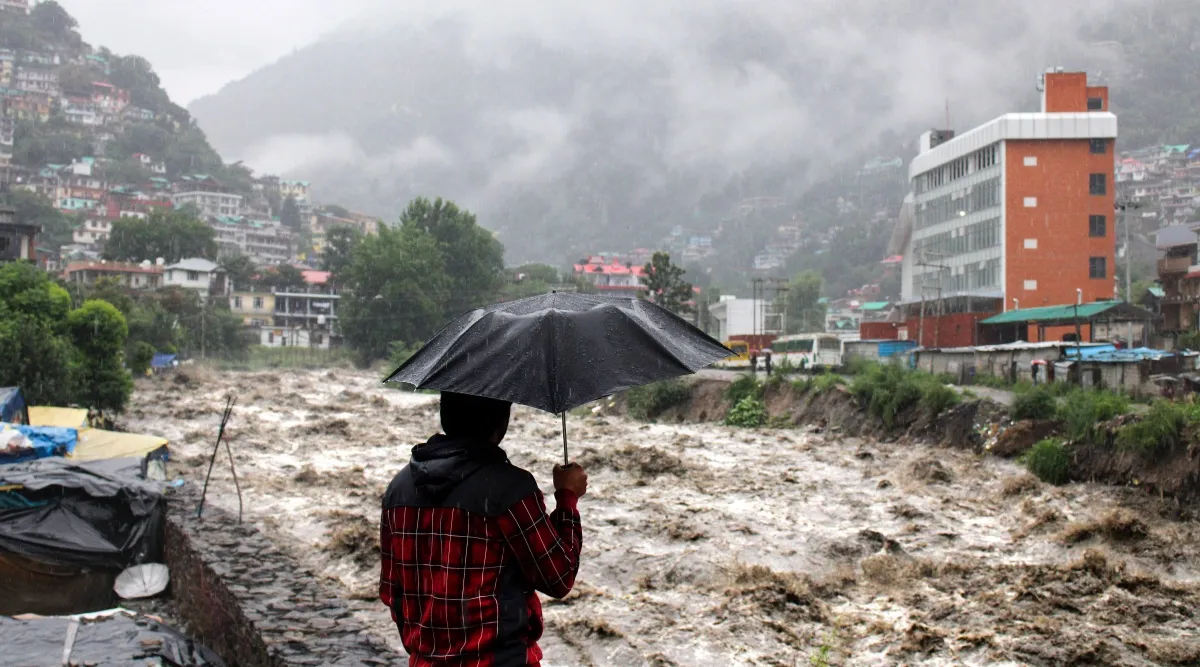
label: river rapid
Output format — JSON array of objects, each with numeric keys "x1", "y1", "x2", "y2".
[{"x1": 125, "y1": 368, "x2": 1200, "y2": 666}]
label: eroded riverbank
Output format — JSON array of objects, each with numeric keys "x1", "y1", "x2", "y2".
[{"x1": 124, "y1": 368, "x2": 1200, "y2": 666}]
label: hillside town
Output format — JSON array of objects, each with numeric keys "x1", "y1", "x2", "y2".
[{"x1": 4, "y1": 2, "x2": 1200, "y2": 666}]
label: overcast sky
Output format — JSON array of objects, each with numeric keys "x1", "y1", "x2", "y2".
[{"x1": 58, "y1": 0, "x2": 376, "y2": 105}]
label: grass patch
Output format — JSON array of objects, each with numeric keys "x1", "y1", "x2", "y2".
[
  {"x1": 1058, "y1": 389, "x2": 1130, "y2": 442},
  {"x1": 920, "y1": 382, "x2": 960, "y2": 416},
  {"x1": 725, "y1": 395, "x2": 767, "y2": 427},
  {"x1": 725, "y1": 374, "x2": 763, "y2": 405},
  {"x1": 1021, "y1": 437, "x2": 1070, "y2": 484},
  {"x1": 791, "y1": 376, "x2": 815, "y2": 393},
  {"x1": 1115, "y1": 399, "x2": 1189, "y2": 457},
  {"x1": 973, "y1": 374, "x2": 1012, "y2": 389},
  {"x1": 849, "y1": 361, "x2": 958, "y2": 428},
  {"x1": 1011, "y1": 386, "x2": 1056, "y2": 420},
  {"x1": 625, "y1": 379, "x2": 691, "y2": 420},
  {"x1": 812, "y1": 372, "x2": 844, "y2": 395}
]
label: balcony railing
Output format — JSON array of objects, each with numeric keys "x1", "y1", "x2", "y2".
[{"x1": 1158, "y1": 256, "x2": 1194, "y2": 275}]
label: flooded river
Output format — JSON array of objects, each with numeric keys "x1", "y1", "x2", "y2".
[{"x1": 125, "y1": 368, "x2": 1200, "y2": 666}]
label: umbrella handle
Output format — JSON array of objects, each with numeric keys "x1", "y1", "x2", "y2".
[{"x1": 561, "y1": 412, "x2": 569, "y2": 465}]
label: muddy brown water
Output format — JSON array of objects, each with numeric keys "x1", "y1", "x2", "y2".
[{"x1": 125, "y1": 368, "x2": 1200, "y2": 666}]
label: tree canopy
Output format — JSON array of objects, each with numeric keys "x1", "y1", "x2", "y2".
[
  {"x1": 102, "y1": 209, "x2": 217, "y2": 263},
  {"x1": 0, "y1": 263, "x2": 134, "y2": 410},
  {"x1": 339, "y1": 221, "x2": 449, "y2": 364},
  {"x1": 641, "y1": 252, "x2": 693, "y2": 315},
  {"x1": 399, "y1": 197, "x2": 505, "y2": 318},
  {"x1": 779, "y1": 270, "x2": 825, "y2": 333},
  {"x1": 321, "y1": 225, "x2": 363, "y2": 279},
  {"x1": 280, "y1": 195, "x2": 302, "y2": 231}
]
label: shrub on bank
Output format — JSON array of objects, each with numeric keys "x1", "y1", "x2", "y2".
[
  {"x1": 1011, "y1": 386, "x2": 1056, "y2": 421},
  {"x1": 1058, "y1": 389, "x2": 1130, "y2": 442},
  {"x1": 725, "y1": 395, "x2": 767, "y2": 427},
  {"x1": 813, "y1": 372, "x2": 844, "y2": 395},
  {"x1": 920, "y1": 382, "x2": 960, "y2": 417},
  {"x1": 725, "y1": 374, "x2": 763, "y2": 406},
  {"x1": 1023, "y1": 437, "x2": 1070, "y2": 484},
  {"x1": 850, "y1": 361, "x2": 957, "y2": 428},
  {"x1": 626, "y1": 379, "x2": 691, "y2": 420},
  {"x1": 1116, "y1": 400, "x2": 1189, "y2": 457}
]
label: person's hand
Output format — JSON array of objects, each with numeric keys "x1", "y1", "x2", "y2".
[{"x1": 553, "y1": 463, "x2": 588, "y2": 498}]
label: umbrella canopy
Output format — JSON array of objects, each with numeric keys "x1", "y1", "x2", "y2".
[{"x1": 385, "y1": 292, "x2": 730, "y2": 414}]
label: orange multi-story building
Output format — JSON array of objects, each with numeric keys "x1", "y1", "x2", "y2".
[{"x1": 897, "y1": 70, "x2": 1117, "y2": 346}]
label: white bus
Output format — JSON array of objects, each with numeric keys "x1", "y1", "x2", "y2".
[{"x1": 770, "y1": 333, "x2": 844, "y2": 369}]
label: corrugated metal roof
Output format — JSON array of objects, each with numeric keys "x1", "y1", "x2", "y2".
[
  {"x1": 1155, "y1": 223, "x2": 1199, "y2": 249},
  {"x1": 1148, "y1": 286, "x2": 1165, "y2": 297},
  {"x1": 981, "y1": 301, "x2": 1126, "y2": 325},
  {"x1": 860, "y1": 301, "x2": 892, "y2": 311}
]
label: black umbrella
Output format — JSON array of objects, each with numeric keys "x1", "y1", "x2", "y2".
[{"x1": 384, "y1": 292, "x2": 731, "y2": 462}]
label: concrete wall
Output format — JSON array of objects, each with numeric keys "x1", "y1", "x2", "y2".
[{"x1": 165, "y1": 493, "x2": 398, "y2": 666}]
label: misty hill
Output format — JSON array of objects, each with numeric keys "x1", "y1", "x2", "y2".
[
  {"x1": 189, "y1": 0, "x2": 1200, "y2": 266},
  {"x1": 0, "y1": 2, "x2": 250, "y2": 193}
]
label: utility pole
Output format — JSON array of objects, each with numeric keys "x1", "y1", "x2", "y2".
[
  {"x1": 916, "y1": 253, "x2": 950, "y2": 348},
  {"x1": 1116, "y1": 200, "x2": 1140, "y2": 346}
]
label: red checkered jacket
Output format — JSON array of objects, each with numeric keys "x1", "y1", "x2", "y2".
[{"x1": 380, "y1": 435, "x2": 582, "y2": 666}]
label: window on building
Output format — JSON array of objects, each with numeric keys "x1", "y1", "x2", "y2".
[
  {"x1": 1090, "y1": 138, "x2": 1107, "y2": 155},
  {"x1": 1089, "y1": 173, "x2": 1107, "y2": 195},
  {"x1": 268, "y1": 332, "x2": 274, "y2": 343},
  {"x1": 1089, "y1": 215, "x2": 1107, "y2": 237},
  {"x1": 1089, "y1": 257, "x2": 1107, "y2": 279},
  {"x1": 233, "y1": 296, "x2": 242, "y2": 309},
  {"x1": 253, "y1": 297, "x2": 263, "y2": 309},
  {"x1": 187, "y1": 271, "x2": 199, "y2": 281},
  {"x1": 1087, "y1": 97, "x2": 1103, "y2": 111}
]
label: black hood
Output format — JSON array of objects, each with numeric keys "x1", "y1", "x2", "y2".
[{"x1": 409, "y1": 434, "x2": 508, "y2": 501}]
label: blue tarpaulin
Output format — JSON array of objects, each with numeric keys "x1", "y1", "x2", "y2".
[
  {"x1": 150, "y1": 353, "x2": 177, "y2": 369},
  {"x1": 1067, "y1": 345, "x2": 1176, "y2": 362},
  {"x1": 0, "y1": 424, "x2": 78, "y2": 464},
  {"x1": 0, "y1": 388, "x2": 26, "y2": 424}
]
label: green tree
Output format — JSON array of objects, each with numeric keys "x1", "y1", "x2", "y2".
[
  {"x1": 781, "y1": 270, "x2": 825, "y2": 333},
  {"x1": 321, "y1": 225, "x2": 363, "y2": 279},
  {"x1": 399, "y1": 197, "x2": 504, "y2": 317},
  {"x1": 340, "y1": 222, "x2": 450, "y2": 364},
  {"x1": 641, "y1": 252, "x2": 693, "y2": 314},
  {"x1": 66, "y1": 299, "x2": 132, "y2": 413},
  {"x1": 280, "y1": 195, "x2": 302, "y2": 230},
  {"x1": 128, "y1": 341, "x2": 155, "y2": 376},
  {"x1": 220, "y1": 253, "x2": 258, "y2": 291},
  {"x1": 102, "y1": 209, "x2": 217, "y2": 263},
  {"x1": 31, "y1": 1, "x2": 79, "y2": 44},
  {"x1": 0, "y1": 263, "x2": 74, "y2": 405}
]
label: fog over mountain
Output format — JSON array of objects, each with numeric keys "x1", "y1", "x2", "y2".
[{"x1": 189, "y1": 0, "x2": 1147, "y2": 262}]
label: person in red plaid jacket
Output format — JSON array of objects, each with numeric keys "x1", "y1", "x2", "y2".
[{"x1": 381, "y1": 392, "x2": 587, "y2": 666}]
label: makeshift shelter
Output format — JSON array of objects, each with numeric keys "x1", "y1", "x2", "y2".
[
  {"x1": 150, "y1": 353, "x2": 177, "y2": 370},
  {"x1": 0, "y1": 424, "x2": 78, "y2": 463},
  {"x1": 2, "y1": 609, "x2": 226, "y2": 667},
  {"x1": 980, "y1": 301, "x2": 1156, "y2": 346},
  {"x1": 0, "y1": 386, "x2": 28, "y2": 424},
  {"x1": 0, "y1": 458, "x2": 165, "y2": 615},
  {"x1": 28, "y1": 406, "x2": 89, "y2": 429},
  {"x1": 71, "y1": 428, "x2": 167, "y2": 462}
]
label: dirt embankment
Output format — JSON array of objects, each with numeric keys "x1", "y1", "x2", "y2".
[
  {"x1": 642, "y1": 379, "x2": 1001, "y2": 450},
  {"x1": 640, "y1": 378, "x2": 1200, "y2": 505}
]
